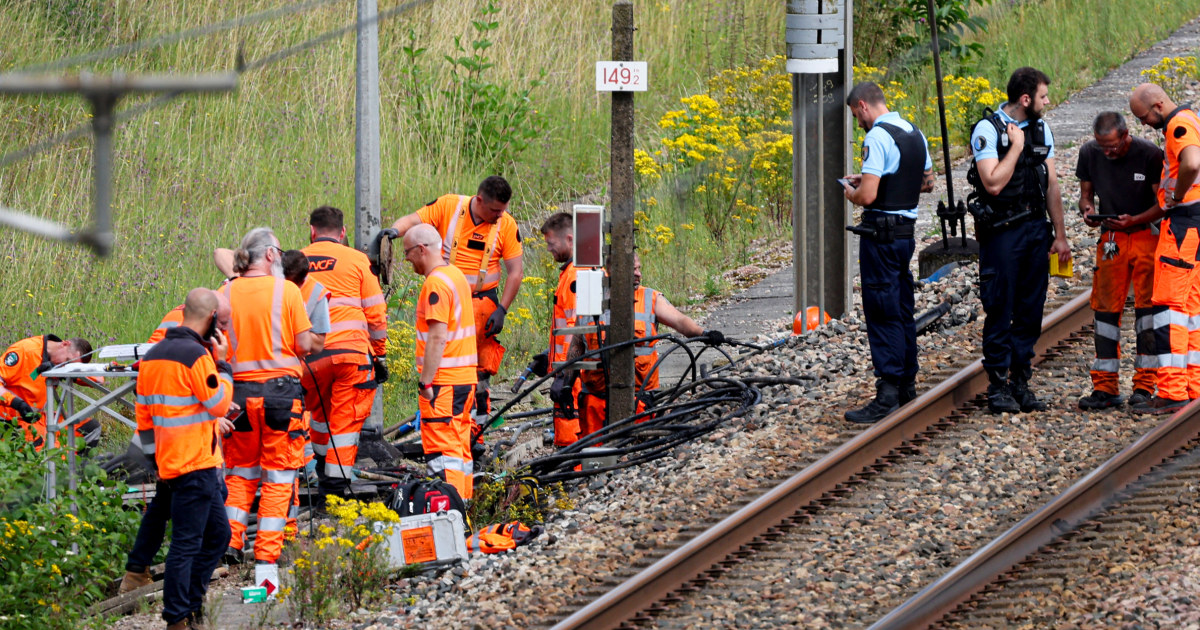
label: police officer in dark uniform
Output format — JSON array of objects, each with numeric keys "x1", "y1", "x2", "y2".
[
  {"x1": 967, "y1": 67, "x2": 1072, "y2": 413},
  {"x1": 841, "y1": 81, "x2": 934, "y2": 423}
]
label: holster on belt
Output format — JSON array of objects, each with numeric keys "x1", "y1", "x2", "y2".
[{"x1": 846, "y1": 215, "x2": 914, "y2": 244}]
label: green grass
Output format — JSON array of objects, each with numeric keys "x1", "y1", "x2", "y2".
[
  {"x1": 887, "y1": 0, "x2": 1200, "y2": 146},
  {"x1": 0, "y1": 0, "x2": 784, "y2": 423}
]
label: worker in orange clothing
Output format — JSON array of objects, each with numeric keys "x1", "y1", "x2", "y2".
[
  {"x1": 300, "y1": 206, "x2": 388, "y2": 506},
  {"x1": 220, "y1": 227, "x2": 315, "y2": 573},
  {"x1": 390, "y1": 175, "x2": 523, "y2": 424},
  {"x1": 132, "y1": 288, "x2": 235, "y2": 630},
  {"x1": 1075, "y1": 111, "x2": 1164, "y2": 410},
  {"x1": 1130, "y1": 83, "x2": 1200, "y2": 413},
  {"x1": 122, "y1": 289, "x2": 233, "y2": 595},
  {"x1": 404, "y1": 224, "x2": 478, "y2": 500},
  {"x1": 0, "y1": 334, "x2": 92, "y2": 449},
  {"x1": 567, "y1": 254, "x2": 719, "y2": 437},
  {"x1": 535, "y1": 211, "x2": 583, "y2": 445}
]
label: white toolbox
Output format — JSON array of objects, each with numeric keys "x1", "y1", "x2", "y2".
[{"x1": 375, "y1": 510, "x2": 469, "y2": 570}]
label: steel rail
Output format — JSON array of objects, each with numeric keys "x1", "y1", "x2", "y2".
[
  {"x1": 869, "y1": 386, "x2": 1200, "y2": 629},
  {"x1": 550, "y1": 290, "x2": 1093, "y2": 630}
]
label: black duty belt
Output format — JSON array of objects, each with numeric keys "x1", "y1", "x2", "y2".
[{"x1": 846, "y1": 213, "x2": 916, "y2": 243}]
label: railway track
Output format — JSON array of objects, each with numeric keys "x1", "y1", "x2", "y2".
[{"x1": 546, "y1": 288, "x2": 1169, "y2": 629}]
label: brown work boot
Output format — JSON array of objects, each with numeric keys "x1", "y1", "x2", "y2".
[
  {"x1": 165, "y1": 621, "x2": 188, "y2": 630},
  {"x1": 1130, "y1": 395, "x2": 1188, "y2": 415},
  {"x1": 119, "y1": 568, "x2": 152, "y2": 594}
]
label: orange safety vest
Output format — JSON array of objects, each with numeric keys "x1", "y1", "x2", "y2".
[
  {"x1": 465, "y1": 521, "x2": 539, "y2": 554},
  {"x1": 1160, "y1": 107, "x2": 1200, "y2": 207},
  {"x1": 419, "y1": 194, "x2": 522, "y2": 293},
  {"x1": 135, "y1": 326, "x2": 233, "y2": 479},
  {"x1": 148, "y1": 305, "x2": 185, "y2": 344},
  {"x1": 222, "y1": 276, "x2": 312, "y2": 381},
  {"x1": 415, "y1": 265, "x2": 478, "y2": 385},
  {"x1": 302, "y1": 239, "x2": 387, "y2": 356},
  {"x1": 550, "y1": 261, "x2": 578, "y2": 364},
  {"x1": 580, "y1": 287, "x2": 661, "y2": 394},
  {"x1": 298, "y1": 276, "x2": 331, "y2": 328},
  {"x1": 0, "y1": 335, "x2": 55, "y2": 439}
]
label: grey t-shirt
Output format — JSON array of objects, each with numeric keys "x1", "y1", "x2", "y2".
[{"x1": 1075, "y1": 136, "x2": 1163, "y2": 216}]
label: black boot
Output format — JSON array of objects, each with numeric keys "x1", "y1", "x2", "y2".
[
  {"x1": 899, "y1": 380, "x2": 918, "y2": 405},
  {"x1": 845, "y1": 380, "x2": 900, "y2": 424},
  {"x1": 986, "y1": 368, "x2": 1020, "y2": 414},
  {"x1": 1009, "y1": 365, "x2": 1047, "y2": 412}
]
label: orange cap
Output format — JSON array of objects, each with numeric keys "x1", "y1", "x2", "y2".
[{"x1": 793, "y1": 306, "x2": 831, "y2": 334}]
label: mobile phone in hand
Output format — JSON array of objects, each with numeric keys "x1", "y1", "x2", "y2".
[{"x1": 837, "y1": 178, "x2": 855, "y2": 189}]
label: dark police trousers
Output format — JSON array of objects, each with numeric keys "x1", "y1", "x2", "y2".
[
  {"x1": 162, "y1": 467, "x2": 230, "y2": 624},
  {"x1": 979, "y1": 218, "x2": 1052, "y2": 374},
  {"x1": 860, "y1": 214, "x2": 918, "y2": 383}
]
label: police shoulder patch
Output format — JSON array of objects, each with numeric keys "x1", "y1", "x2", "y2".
[
  {"x1": 1175, "y1": 126, "x2": 1187, "y2": 139},
  {"x1": 862, "y1": 145, "x2": 869, "y2": 161},
  {"x1": 427, "y1": 291, "x2": 440, "y2": 306},
  {"x1": 974, "y1": 136, "x2": 987, "y2": 151},
  {"x1": 3, "y1": 352, "x2": 17, "y2": 367}
]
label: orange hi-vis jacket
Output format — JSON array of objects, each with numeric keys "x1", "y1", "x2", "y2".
[
  {"x1": 221, "y1": 276, "x2": 312, "y2": 382},
  {"x1": 0, "y1": 335, "x2": 57, "y2": 442},
  {"x1": 418, "y1": 194, "x2": 523, "y2": 293},
  {"x1": 299, "y1": 276, "x2": 331, "y2": 330},
  {"x1": 1160, "y1": 107, "x2": 1200, "y2": 208},
  {"x1": 550, "y1": 261, "x2": 578, "y2": 365},
  {"x1": 581, "y1": 287, "x2": 662, "y2": 395},
  {"x1": 416, "y1": 265, "x2": 478, "y2": 385},
  {"x1": 302, "y1": 238, "x2": 387, "y2": 356},
  {"x1": 148, "y1": 305, "x2": 185, "y2": 344},
  {"x1": 135, "y1": 326, "x2": 233, "y2": 480}
]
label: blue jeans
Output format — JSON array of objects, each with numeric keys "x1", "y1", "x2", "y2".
[
  {"x1": 126, "y1": 480, "x2": 171, "y2": 572},
  {"x1": 162, "y1": 467, "x2": 230, "y2": 625}
]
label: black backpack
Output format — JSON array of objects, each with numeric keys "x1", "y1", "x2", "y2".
[{"x1": 388, "y1": 478, "x2": 469, "y2": 525}]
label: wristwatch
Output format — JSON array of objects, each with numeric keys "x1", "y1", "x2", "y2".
[{"x1": 417, "y1": 379, "x2": 432, "y2": 391}]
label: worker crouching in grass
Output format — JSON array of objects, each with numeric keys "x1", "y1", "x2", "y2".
[{"x1": 134, "y1": 288, "x2": 235, "y2": 630}]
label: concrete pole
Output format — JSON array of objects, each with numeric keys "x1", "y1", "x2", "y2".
[
  {"x1": 355, "y1": 0, "x2": 384, "y2": 433},
  {"x1": 608, "y1": 0, "x2": 636, "y2": 424}
]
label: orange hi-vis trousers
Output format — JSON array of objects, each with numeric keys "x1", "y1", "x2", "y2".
[
  {"x1": 1090, "y1": 228, "x2": 1159, "y2": 395},
  {"x1": 472, "y1": 293, "x2": 505, "y2": 377},
  {"x1": 552, "y1": 378, "x2": 583, "y2": 447},
  {"x1": 224, "y1": 378, "x2": 306, "y2": 563},
  {"x1": 1151, "y1": 214, "x2": 1200, "y2": 402},
  {"x1": 419, "y1": 383, "x2": 476, "y2": 500},
  {"x1": 302, "y1": 350, "x2": 377, "y2": 484}
]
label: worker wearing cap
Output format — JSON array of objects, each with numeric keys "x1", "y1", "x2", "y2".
[
  {"x1": 220, "y1": 227, "x2": 315, "y2": 567},
  {"x1": 568, "y1": 254, "x2": 720, "y2": 436},
  {"x1": 390, "y1": 175, "x2": 523, "y2": 426},
  {"x1": 133, "y1": 288, "x2": 234, "y2": 630},
  {"x1": 0, "y1": 334, "x2": 92, "y2": 449},
  {"x1": 122, "y1": 289, "x2": 232, "y2": 594},
  {"x1": 300, "y1": 206, "x2": 387, "y2": 507},
  {"x1": 1129, "y1": 83, "x2": 1200, "y2": 413},
  {"x1": 404, "y1": 224, "x2": 478, "y2": 500},
  {"x1": 1075, "y1": 111, "x2": 1163, "y2": 410}
]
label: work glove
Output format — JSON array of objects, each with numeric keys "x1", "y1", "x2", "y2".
[
  {"x1": 529, "y1": 352, "x2": 550, "y2": 378},
  {"x1": 700, "y1": 329, "x2": 726, "y2": 345},
  {"x1": 373, "y1": 356, "x2": 390, "y2": 384},
  {"x1": 470, "y1": 421, "x2": 485, "y2": 446},
  {"x1": 380, "y1": 227, "x2": 400, "y2": 241},
  {"x1": 549, "y1": 373, "x2": 576, "y2": 418},
  {"x1": 8, "y1": 397, "x2": 38, "y2": 421},
  {"x1": 483, "y1": 304, "x2": 507, "y2": 338}
]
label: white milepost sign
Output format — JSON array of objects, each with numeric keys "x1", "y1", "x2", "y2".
[{"x1": 595, "y1": 61, "x2": 648, "y2": 92}]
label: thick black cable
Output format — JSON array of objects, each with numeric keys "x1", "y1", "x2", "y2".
[{"x1": 0, "y1": 0, "x2": 437, "y2": 171}]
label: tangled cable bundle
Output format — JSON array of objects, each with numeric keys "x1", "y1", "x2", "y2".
[{"x1": 485, "y1": 333, "x2": 807, "y2": 484}]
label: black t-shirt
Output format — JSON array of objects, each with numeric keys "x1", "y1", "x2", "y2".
[{"x1": 1075, "y1": 136, "x2": 1163, "y2": 216}]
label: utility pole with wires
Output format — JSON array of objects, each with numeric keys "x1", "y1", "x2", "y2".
[{"x1": 0, "y1": 73, "x2": 237, "y2": 256}]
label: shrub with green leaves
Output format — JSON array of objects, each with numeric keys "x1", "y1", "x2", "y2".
[{"x1": 0, "y1": 423, "x2": 139, "y2": 629}]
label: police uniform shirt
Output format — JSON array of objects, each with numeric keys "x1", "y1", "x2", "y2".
[
  {"x1": 862, "y1": 111, "x2": 933, "y2": 219},
  {"x1": 971, "y1": 104, "x2": 1056, "y2": 164},
  {"x1": 1075, "y1": 136, "x2": 1163, "y2": 218}
]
